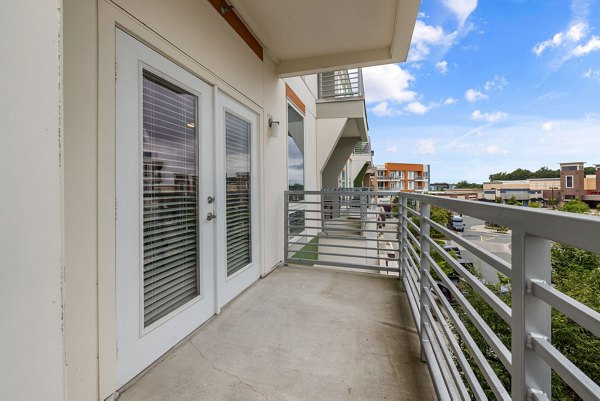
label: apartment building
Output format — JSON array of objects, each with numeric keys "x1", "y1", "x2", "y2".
[
  {"x1": 1, "y1": 1, "x2": 420, "y2": 400},
  {"x1": 375, "y1": 162, "x2": 430, "y2": 192},
  {"x1": 483, "y1": 162, "x2": 600, "y2": 206}
]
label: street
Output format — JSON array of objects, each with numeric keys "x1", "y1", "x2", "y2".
[{"x1": 448, "y1": 215, "x2": 511, "y2": 284}]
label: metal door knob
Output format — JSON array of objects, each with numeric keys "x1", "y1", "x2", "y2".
[{"x1": 207, "y1": 212, "x2": 217, "y2": 221}]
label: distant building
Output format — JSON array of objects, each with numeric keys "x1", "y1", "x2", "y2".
[
  {"x1": 374, "y1": 163, "x2": 430, "y2": 192},
  {"x1": 430, "y1": 182, "x2": 450, "y2": 191},
  {"x1": 483, "y1": 162, "x2": 600, "y2": 207}
]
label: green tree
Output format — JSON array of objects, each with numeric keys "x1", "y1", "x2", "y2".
[
  {"x1": 559, "y1": 200, "x2": 590, "y2": 214},
  {"x1": 455, "y1": 180, "x2": 483, "y2": 189},
  {"x1": 584, "y1": 166, "x2": 596, "y2": 175},
  {"x1": 505, "y1": 195, "x2": 521, "y2": 206}
]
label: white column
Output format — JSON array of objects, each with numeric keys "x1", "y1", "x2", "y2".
[{"x1": 0, "y1": 1, "x2": 65, "y2": 400}]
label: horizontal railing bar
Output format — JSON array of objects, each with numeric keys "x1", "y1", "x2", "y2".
[
  {"x1": 287, "y1": 190, "x2": 398, "y2": 196},
  {"x1": 530, "y1": 335, "x2": 600, "y2": 401},
  {"x1": 286, "y1": 249, "x2": 396, "y2": 262},
  {"x1": 403, "y1": 193, "x2": 600, "y2": 254},
  {"x1": 403, "y1": 275, "x2": 421, "y2": 335},
  {"x1": 425, "y1": 217, "x2": 512, "y2": 278},
  {"x1": 425, "y1": 286, "x2": 488, "y2": 400},
  {"x1": 425, "y1": 318, "x2": 460, "y2": 400},
  {"x1": 427, "y1": 236, "x2": 512, "y2": 324},
  {"x1": 530, "y1": 280, "x2": 600, "y2": 337},
  {"x1": 289, "y1": 240, "x2": 397, "y2": 252},
  {"x1": 406, "y1": 240, "x2": 421, "y2": 265},
  {"x1": 287, "y1": 258, "x2": 399, "y2": 273},
  {"x1": 406, "y1": 227, "x2": 420, "y2": 247},
  {"x1": 406, "y1": 207, "x2": 420, "y2": 218},
  {"x1": 423, "y1": 269, "x2": 511, "y2": 401},
  {"x1": 297, "y1": 225, "x2": 399, "y2": 235},
  {"x1": 291, "y1": 234, "x2": 391, "y2": 243},
  {"x1": 421, "y1": 331, "x2": 453, "y2": 401},
  {"x1": 426, "y1": 253, "x2": 512, "y2": 370},
  {"x1": 423, "y1": 303, "x2": 472, "y2": 400},
  {"x1": 404, "y1": 215, "x2": 420, "y2": 232}
]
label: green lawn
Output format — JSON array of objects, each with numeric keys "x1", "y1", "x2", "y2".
[{"x1": 292, "y1": 237, "x2": 319, "y2": 260}]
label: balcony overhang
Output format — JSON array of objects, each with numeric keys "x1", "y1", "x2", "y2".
[
  {"x1": 229, "y1": 0, "x2": 421, "y2": 77},
  {"x1": 317, "y1": 99, "x2": 368, "y2": 142}
]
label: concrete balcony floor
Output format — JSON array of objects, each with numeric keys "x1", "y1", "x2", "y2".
[{"x1": 119, "y1": 266, "x2": 435, "y2": 401}]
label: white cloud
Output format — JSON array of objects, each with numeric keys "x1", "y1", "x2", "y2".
[
  {"x1": 385, "y1": 145, "x2": 399, "y2": 152},
  {"x1": 541, "y1": 120, "x2": 563, "y2": 131},
  {"x1": 571, "y1": 35, "x2": 600, "y2": 57},
  {"x1": 442, "y1": 0, "x2": 478, "y2": 26},
  {"x1": 436, "y1": 60, "x2": 449, "y2": 74},
  {"x1": 405, "y1": 102, "x2": 430, "y2": 115},
  {"x1": 471, "y1": 110, "x2": 508, "y2": 123},
  {"x1": 465, "y1": 88, "x2": 488, "y2": 102},
  {"x1": 484, "y1": 75, "x2": 509, "y2": 91},
  {"x1": 482, "y1": 145, "x2": 507, "y2": 155},
  {"x1": 582, "y1": 68, "x2": 600, "y2": 80},
  {"x1": 363, "y1": 64, "x2": 416, "y2": 104},
  {"x1": 371, "y1": 101, "x2": 398, "y2": 117},
  {"x1": 409, "y1": 20, "x2": 458, "y2": 62},
  {"x1": 533, "y1": 22, "x2": 589, "y2": 56},
  {"x1": 417, "y1": 139, "x2": 436, "y2": 154},
  {"x1": 444, "y1": 97, "x2": 458, "y2": 105}
]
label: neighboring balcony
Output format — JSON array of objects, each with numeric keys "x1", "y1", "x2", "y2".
[{"x1": 316, "y1": 69, "x2": 369, "y2": 189}]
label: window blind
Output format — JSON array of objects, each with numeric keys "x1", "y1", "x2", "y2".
[
  {"x1": 225, "y1": 112, "x2": 252, "y2": 276},
  {"x1": 142, "y1": 70, "x2": 199, "y2": 327}
]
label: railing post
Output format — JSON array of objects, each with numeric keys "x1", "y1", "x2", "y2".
[
  {"x1": 511, "y1": 229, "x2": 552, "y2": 400},
  {"x1": 419, "y1": 201, "x2": 431, "y2": 362},
  {"x1": 283, "y1": 191, "x2": 289, "y2": 266}
]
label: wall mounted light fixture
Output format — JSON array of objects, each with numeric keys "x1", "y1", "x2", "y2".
[{"x1": 268, "y1": 117, "x2": 280, "y2": 128}]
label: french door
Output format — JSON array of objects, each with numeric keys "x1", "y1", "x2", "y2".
[
  {"x1": 115, "y1": 30, "x2": 215, "y2": 386},
  {"x1": 215, "y1": 94, "x2": 260, "y2": 308}
]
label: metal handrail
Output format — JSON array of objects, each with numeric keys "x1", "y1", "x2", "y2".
[
  {"x1": 283, "y1": 189, "x2": 600, "y2": 401},
  {"x1": 318, "y1": 68, "x2": 364, "y2": 100},
  {"x1": 398, "y1": 192, "x2": 600, "y2": 401}
]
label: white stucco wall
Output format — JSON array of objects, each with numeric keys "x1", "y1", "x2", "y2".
[
  {"x1": 0, "y1": 2, "x2": 65, "y2": 400},
  {"x1": 58, "y1": 1, "x2": 325, "y2": 398}
]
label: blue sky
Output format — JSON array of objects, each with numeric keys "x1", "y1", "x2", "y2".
[{"x1": 363, "y1": 0, "x2": 600, "y2": 183}]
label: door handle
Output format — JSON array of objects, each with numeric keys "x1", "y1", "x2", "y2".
[{"x1": 207, "y1": 212, "x2": 217, "y2": 221}]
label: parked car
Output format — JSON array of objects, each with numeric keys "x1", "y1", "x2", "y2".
[{"x1": 448, "y1": 215, "x2": 464, "y2": 232}]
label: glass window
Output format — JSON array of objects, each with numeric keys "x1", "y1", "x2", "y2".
[
  {"x1": 566, "y1": 176, "x2": 574, "y2": 188},
  {"x1": 287, "y1": 105, "x2": 304, "y2": 192},
  {"x1": 142, "y1": 70, "x2": 199, "y2": 327},
  {"x1": 225, "y1": 112, "x2": 252, "y2": 276}
]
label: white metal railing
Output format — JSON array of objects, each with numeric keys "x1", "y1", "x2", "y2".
[
  {"x1": 318, "y1": 69, "x2": 364, "y2": 100},
  {"x1": 284, "y1": 190, "x2": 399, "y2": 273},
  {"x1": 283, "y1": 189, "x2": 600, "y2": 400},
  {"x1": 399, "y1": 192, "x2": 600, "y2": 401},
  {"x1": 352, "y1": 141, "x2": 371, "y2": 155}
]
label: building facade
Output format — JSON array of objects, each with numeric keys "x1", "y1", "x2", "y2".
[
  {"x1": 1, "y1": 1, "x2": 420, "y2": 400},
  {"x1": 483, "y1": 162, "x2": 600, "y2": 206},
  {"x1": 374, "y1": 162, "x2": 430, "y2": 192}
]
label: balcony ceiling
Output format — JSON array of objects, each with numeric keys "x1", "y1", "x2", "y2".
[{"x1": 229, "y1": 0, "x2": 421, "y2": 76}]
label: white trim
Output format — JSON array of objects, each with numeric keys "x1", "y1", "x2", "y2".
[{"x1": 565, "y1": 175, "x2": 574, "y2": 189}]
